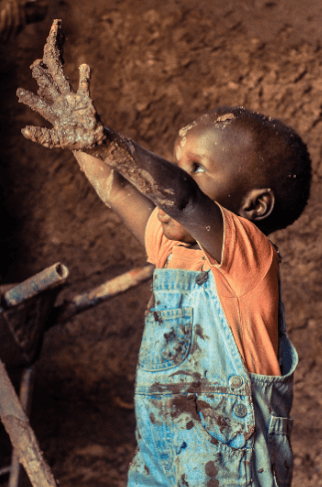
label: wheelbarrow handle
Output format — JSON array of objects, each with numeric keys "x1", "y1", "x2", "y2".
[
  {"x1": 51, "y1": 264, "x2": 154, "y2": 326},
  {"x1": 0, "y1": 358, "x2": 57, "y2": 487},
  {"x1": 2, "y1": 263, "x2": 69, "y2": 308}
]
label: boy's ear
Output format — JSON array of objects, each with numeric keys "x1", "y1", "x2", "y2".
[{"x1": 239, "y1": 188, "x2": 275, "y2": 222}]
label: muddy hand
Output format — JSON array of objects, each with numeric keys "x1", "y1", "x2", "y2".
[{"x1": 16, "y1": 19, "x2": 106, "y2": 150}]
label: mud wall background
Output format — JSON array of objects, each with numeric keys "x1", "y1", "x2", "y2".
[{"x1": 0, "y1": 1, "x2": 322, "y2": 486}]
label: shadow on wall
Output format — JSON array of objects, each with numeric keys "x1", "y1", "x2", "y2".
[{"x1": 0, "y1": 0, "x2": 49, "y2": 282}]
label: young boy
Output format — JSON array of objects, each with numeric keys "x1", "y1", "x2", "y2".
[{"x1": 17, "y1": 20, "x2": 311, "y2": 487}]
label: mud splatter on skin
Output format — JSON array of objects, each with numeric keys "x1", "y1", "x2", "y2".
[
  {"x1": 18, "y1": 21, "x2": 106, "y2": 150},
  {"x1": 215, "y1": 113, "x2": 235, "y2": 123},
  {"x1": 186, "y1": 420, "x2": 194, "y2": 430},
  {"x1": 17, "y1": 22, "x2": 242, "y2": 246},
  {"x1": 93, "y1": 141, "x2": 177, "y2": 207},
  {"x1": 180, "y1": 136, "x2": 187, "y2": 147},
  {"x1": 82, "y1": 166, "x2": 115, "y2": 208},
  {"x1": 176, "y1": 145, "x2": 182, "y2": 161},
  {"x1": 144, "y1": 465, "x2": 150, "y2": 475},
  {"x1": 178, "y1": 121, "x2": 197, "y2": 138}
]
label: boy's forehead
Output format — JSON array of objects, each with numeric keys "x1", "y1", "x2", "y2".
[
  {"x1": 175, "y1": 118, "x2": 255, "y2": 179},
  {"x1": 177, "y1": 118, "x2": 252, "y2": 154},
  {"x1": 178, "y1": 112, "x2": 236, "y2": 137}
]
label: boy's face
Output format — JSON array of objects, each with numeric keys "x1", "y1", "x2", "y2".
[{"x1": 157, "y1": 122, "x2": 253, "y2": 244}]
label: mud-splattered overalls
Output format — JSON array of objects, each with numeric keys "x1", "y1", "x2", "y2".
[{"x1": 127, "y1": 268, "x2": 297, "y2": 487}]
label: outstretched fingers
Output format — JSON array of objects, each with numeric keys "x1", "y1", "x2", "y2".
[
  {"x1": 43, "y1": 19, "x2": 71, "y2": 95},
  {"x1": 30, "y1": 59, "x2": 61, "y2": 102},
  {"x1": 16, "y1": 88, "x2": 57, "y2": 124},
  {"x1": 21, "y1": 126, "x2": 60, "y2": 148},
  {"x1": 77, "y1": 64, "x2": 91, "y2": 98}
]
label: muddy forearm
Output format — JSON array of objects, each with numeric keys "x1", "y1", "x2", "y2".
[
  {"x1": 17, "y1": 18, "x2": 198, "y2": 217},
  {"x1": 85, "y1": 127, "x2": 199, "y2": 218}
]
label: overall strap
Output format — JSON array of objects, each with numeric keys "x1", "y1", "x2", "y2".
[{"x1": 269, "y1": 240, "x2": 287, "y2": 373}]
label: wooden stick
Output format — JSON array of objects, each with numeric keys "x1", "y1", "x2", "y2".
[
  {"x1": 9, "y1": 366, "x2": 35, "y2": 487},
  {"x1": 52, "y1": 264, "x2": 154, "y2": 326},
  {"x1": 0, "y1": 358, "x2": 57, "y2": 487}
]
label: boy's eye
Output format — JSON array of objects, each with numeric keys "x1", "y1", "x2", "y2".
[{"x1": 193, "y1": 163, "x2": 205, "y2": 174}]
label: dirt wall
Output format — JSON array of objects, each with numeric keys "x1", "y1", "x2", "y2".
[{"x1": 0, "y1": 1, "x2": 322, "y2": 486}]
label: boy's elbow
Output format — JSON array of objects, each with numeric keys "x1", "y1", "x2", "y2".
[{"x1": 160, "y1": 175, "x2": 200, "y2": 217}]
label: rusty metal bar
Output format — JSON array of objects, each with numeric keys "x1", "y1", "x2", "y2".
[
  {"x1": 0, "y1": 358, "x2": 57, "y2": 487},
  {"x1": 53, "y1": 265, "x2": 154, "y2": 325},
  {"x1": 3, "y1": 263, "x2": 69, "y2": 308}
]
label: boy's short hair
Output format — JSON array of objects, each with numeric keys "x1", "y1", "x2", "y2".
[{"x1": 205, "y1": 107, "x2": 312, "y2": 234}]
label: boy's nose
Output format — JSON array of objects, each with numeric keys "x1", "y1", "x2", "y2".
[{"x1": 176, "y1": 158, "x2": 189, "y2": 173}]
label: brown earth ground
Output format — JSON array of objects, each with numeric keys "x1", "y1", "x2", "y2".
[{"x1": 1, "y1": 0, "x2": 322, "y2": 486}]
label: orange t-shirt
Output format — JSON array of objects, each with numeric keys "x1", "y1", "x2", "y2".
[{"x1": 144, "y1": 206, "x2": 281, "y2": 376}]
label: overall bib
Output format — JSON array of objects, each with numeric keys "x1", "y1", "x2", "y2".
[{"x1": 128, "y1": 268, "x2": 297, "y2": 487}]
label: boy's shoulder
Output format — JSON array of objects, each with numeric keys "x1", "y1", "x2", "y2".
[
  {"x1": 145, "y1": 206, "x2": 278, "y2": 296},
  {"x1": 208, "y1": 205, "x2": 278, "y2": 296}
]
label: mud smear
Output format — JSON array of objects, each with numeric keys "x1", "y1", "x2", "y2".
[
  {"x1": 170, "y1": 394, "x2": 200, "y2": 422},
  {"x1": 195, "y1": 324, "x2": 208, "y2": 340},
  {"x1": 205, "y1": 460, "x2": 218, "y2": 477},
  {"x1": 153, "y1": 310, "x2": 162, "y2": 323},
  {"x1": 196, "y1": 399, "x2": 230, "y2": 434},
  {"x1": 186, "y1": 420, "x2": 194, "y2": 430}
]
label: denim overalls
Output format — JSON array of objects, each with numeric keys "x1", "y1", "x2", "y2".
[{"x1": 128, "y1": 268, "x2": 297, "y2": 487}]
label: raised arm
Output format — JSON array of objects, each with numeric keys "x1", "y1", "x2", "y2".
[
  {"x1": 16, "y1": 19, "x2": 155, "y2": 246},
  {"x1": 17, "y1": 20, "x2": 223, "y2": 260}
]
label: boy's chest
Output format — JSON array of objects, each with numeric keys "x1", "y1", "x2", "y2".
[{"x1": 163, "y1": 247, "x2": 210, "y2": 272}]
